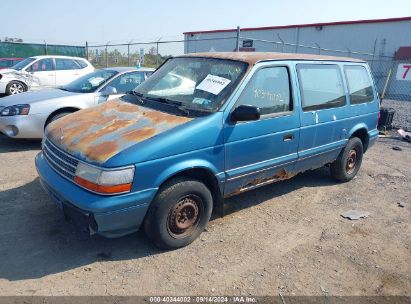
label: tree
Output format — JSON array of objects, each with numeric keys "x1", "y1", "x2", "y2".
[
  {"x1": 148, "y1": 46, "x2": 157, "y2": 55},
  {"x1": 3, "y1": 37, "x2": 24, "y2": 42}
]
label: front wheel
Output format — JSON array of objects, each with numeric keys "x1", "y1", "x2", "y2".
[
  {"x1": 144, "y1": 178, "x2": 213, "y2": 249},
  {"x1": 45, "y1": 112, "x2": 73, "y2": 128},
  {"x1": 330, "y1": 137, "x2": 364, "y2": 182},
  {"x1": 6, "y1": 81, "x2": 26, "y2": 95}
]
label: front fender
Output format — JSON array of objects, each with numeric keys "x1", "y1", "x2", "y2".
[
  {"x1": 154, "y1": 159, "x2": 220, "y2": 188},
  {"x1": 1, "y1": 72, "x2": 31, "y2": 88},
  {"x1": 132, "y1": 145, "x2": 225, "y2": 193}
]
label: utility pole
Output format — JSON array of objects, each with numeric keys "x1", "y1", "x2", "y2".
[
  {"x1": 156, "y1": 37, "x2": 162, "y2": 67},
  {"x1": 127, "y1": 40, "x2": 133, "y2": 66},
  {"x1": 105, "y1": 41, "x2": 110, "y2": 68},
  {"x1": 235, "y1": 26, "x2": 240, "y2": 52}
]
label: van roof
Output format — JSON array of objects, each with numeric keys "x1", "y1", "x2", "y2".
[{"x1": 180, "y1": 52, "x2": 365, "y2": 65}]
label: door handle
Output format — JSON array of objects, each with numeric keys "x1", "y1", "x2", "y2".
[
  {"x1": 48, "y1": 74, "x2": 54, "y2": 76},
  {"x1": 283, "y1": 134, "x2": 294, "y2": 141}
]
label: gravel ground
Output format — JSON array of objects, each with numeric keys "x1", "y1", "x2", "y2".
[
  {"x1": 0, "y1": 134, "x2": 410, "y2": 296},
  {"x1": 381, "y1": 99, "x2": 411, "y2": 131}
]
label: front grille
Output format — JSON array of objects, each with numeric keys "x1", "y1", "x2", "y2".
[{"x1": 43, "y1": 138, "x2": 79, "y2": 180}]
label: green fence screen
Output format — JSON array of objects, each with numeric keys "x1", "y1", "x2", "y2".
[{"x1": 0, "y1": 42, "x2": 86, "y2": 58}]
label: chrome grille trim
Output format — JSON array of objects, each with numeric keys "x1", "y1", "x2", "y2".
[{"x1": 43, "y1": 138, "x2": 79, "y2": 180}]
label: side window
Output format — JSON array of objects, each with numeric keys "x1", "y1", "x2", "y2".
[
  {"x1": 74, "y1": 59, "x2": 88, "y2": 69},
  {"x1": 297, "y1": 64, "x2": 346, "y2": 111},
  {"x1": 106, "y1": 72, "x2": 146, "y2": 94},
  {"x1": 236, "y1": 66, "x2": 292, "y2": 115},
  {"x1": 27, "y1": 58, "x2": 54, "y2": 72},
  {"x1": 55, "y1": 58, "x2": 80, "y2": 70},
  {"x1": 344, "y1": 65, "x2": 374, "y2": 104}
]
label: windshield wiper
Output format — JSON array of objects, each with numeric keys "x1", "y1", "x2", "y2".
[
  {"x1": 130, "y1": 91, "x2": 146, "y2": 105},
  {"x1": 145, "y1": 96, "x2": 192, "y2": 116}
]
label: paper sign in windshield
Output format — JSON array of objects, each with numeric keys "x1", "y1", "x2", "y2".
[{"x1": 196, "y1": 74, "x2": 231, "y2": 95}]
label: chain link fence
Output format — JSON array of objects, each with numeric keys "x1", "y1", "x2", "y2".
[
  {"x1": 85, "y1": 36, "x2": 410, "y2": 103},
  {"x1": 0, "y1": 41, "x2": 86, "y2": 58}
]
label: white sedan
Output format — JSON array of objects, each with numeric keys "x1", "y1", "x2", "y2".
[
  {"x1": 0, "y1": 67, "x2": 154, "y2": 138},
  {"x1": 0, "y1": 55, "x2": 94, "y2": 95}
]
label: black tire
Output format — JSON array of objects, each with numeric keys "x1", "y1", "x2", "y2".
[
  {"x1": 6, "y1": 81, "x2": 27, "y2": 95},
  {"x1": 330, "y1": 137, "x2": 363, "y2": 182},
  {"x1": 45, "y1": 112, "x2": 72, "y2": 128},
  {"x1": 144, "y1": 177, "x2": 213, "y2": 249}
]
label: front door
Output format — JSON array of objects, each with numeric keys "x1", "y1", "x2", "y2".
[
  {"x1": 26, "y1": 58, "x2": 56, "y2": 89},
  {"x1": 224, "y1": 65, "x2": 300, "y2": 197}
]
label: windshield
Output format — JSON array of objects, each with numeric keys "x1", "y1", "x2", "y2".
[
  {"x1": 134, "y1": 57, "x2": 248, "y2": 112},
  {"x1": 62, "y1": 69, "x2": 118, "y2": 93},
  {"x1": 11, "y1": 57, "x2": 36, "y2": 71}
]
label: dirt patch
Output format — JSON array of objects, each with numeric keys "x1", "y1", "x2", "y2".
[{"x1": 0, "y1": 134, "x2": 410, "y2": 296}]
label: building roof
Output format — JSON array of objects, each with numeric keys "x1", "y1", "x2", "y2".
[
  {"x1": 395, "y1": 47, "x2": 411, "y2": 60},
  {"x1": 183, "y1": 16, "x2": 411, "y2": 35},
  {"x1": 179, "y1": 52, "x2": 365, "y2": 65}
]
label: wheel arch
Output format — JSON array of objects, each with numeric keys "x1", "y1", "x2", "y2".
[
  {"x1": 155, "y1": 165, "x2": 224, "y2": 216},
  {"x1": 6, "y1": 79, "x2": 28, "y2": 91},
  {"x1": 348, "y1": 124, "x2": 370, "y2": 152},
  {"x1": 44, "y1": 107, "x2": 81, "y2": 128}
]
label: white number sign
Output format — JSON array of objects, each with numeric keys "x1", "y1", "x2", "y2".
[{"x1": 396, "y1": 63, "x2": 411, "y2": 81}]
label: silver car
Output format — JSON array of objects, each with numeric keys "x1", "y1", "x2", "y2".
[{"x1": 0, "y1": 67, "x2": 154, "y2": 138}]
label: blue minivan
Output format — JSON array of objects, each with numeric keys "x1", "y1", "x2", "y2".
[{"x1": 35, "y1": 52, "x2": 379, "y2": 249}]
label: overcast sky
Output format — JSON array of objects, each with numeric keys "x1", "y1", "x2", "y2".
[{"x1": 1, "y1": 0, "x2": 410, "y2": 54}]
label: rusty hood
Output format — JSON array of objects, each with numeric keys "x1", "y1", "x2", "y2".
[{"x1": 46, "y1": 99, "x2": 192, "y2": 165}]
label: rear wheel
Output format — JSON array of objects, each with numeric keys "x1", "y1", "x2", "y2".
[
  {"x1": 330, "y1": 137, "x2": 363, "y2": 182},
  {"x1": 144, "y1": 177, "x2": 213, "y2": 249},
  {"x1": 6, "y1": 81, "x2": 26, "y2": 95}
]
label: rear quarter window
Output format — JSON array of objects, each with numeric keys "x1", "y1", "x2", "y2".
[
  {"x1": 344, "y1": 65, "x2": 374, "y2": 104},
  {"x1": 297, "y1": 64, "x2": 346, "y2": 111},
  {"x1": 75, "y1": 59, "x2": 89, "y2": 69}
]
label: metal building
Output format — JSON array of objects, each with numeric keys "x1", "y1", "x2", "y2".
[
  {"x1": 183, "y1": 17, "x2": 411, "y2": 99},
  {"x1": 184, "y1": 17, "x2": 411, "y2": 58}
]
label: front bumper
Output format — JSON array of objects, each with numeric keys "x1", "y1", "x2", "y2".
[
  {"x1": 35, "y1": 152, "x2": 157, "y2": 238},
  {"x1": 0, "y1": 114, "x2": 47, "y2": 138}
]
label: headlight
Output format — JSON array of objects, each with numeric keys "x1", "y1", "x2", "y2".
[
  {"x1": 0, "y1": 104, "x2": 30, "y2": 116},
  {"x1": 74, "y1": 162, "x2": 135, "y2": 195}
]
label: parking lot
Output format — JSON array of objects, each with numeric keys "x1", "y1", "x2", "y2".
[{"x1": 0, "y1": 133, "x2": 409, "y2": 296}]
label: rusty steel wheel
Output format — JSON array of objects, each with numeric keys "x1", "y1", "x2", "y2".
[
  {"x1": 346, "y1": 149, "x2": 358, "y2": 174},
  {"x1": 144, "y1": 178, "x2": 213, "y2": 249},
  {"x1": 330, "y1": 137, "x2": 363, "y2": 182},
  {"x1": 167, "y1": 195, "x2": 202, "y2": 239}
]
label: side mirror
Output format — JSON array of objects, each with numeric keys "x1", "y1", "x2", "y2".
[
  {"x1": 101, "y1": 86, "x2": 117, "y2": 96},
  {"x1": 231, "y1": 105, "x2": 261, "y2": 122}
]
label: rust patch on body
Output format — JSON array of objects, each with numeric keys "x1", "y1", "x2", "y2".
[
  {"x1": 122, "y1": 127, "x2": 157, "y2": 142},
  {"x1": 46, "y1": 99, "x2": 192, "y2": 164},
  {"x1": 182, "y1": 52, "x2": 364, "y2": 66},
  {"x1": 244, "y1": 169, "x2": 296, "y2": 188},
  {"x1": 85, "y1": 141, "x2": 120, "y2": 163},
  {"x1": 225, "y1": 169, "x2": 296, "y2": 198}
]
